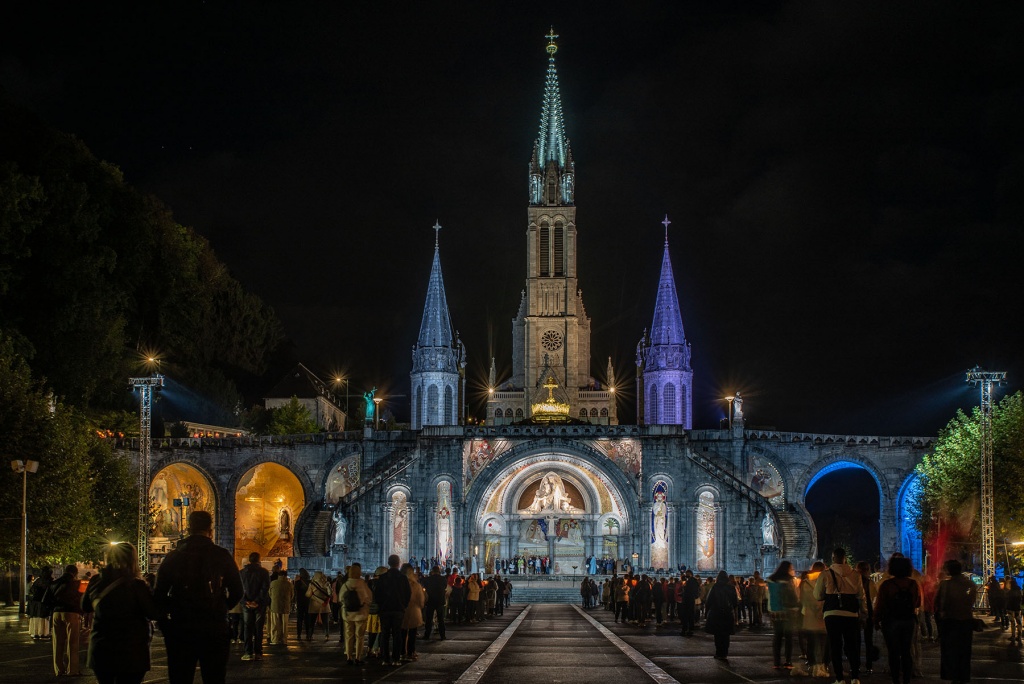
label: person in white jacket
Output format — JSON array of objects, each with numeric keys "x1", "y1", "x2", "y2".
[
  {"x1": 339, "y1": 563, "x2": 374, "y2": 665},
  {"x1": 814, "y1": 548, "x2": 866, "y2": 684}
]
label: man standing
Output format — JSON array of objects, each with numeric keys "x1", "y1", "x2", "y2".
[
  {"x1": 421, "y1": 565, "x2": 446, "y2": 643},
  {"x1": 373, "y1": 554, "x2": 411, "y2": 666},
  {"x1": 680, "y1": 570, "x2": 700, "y2": 636},
  {"x1": 268, "y1": 569, "x2": 293, "y2": 645},
  {"x1": 239, "y1": 552, "x2": 271, "y2": 661},
  {"x1": 814, "y1": 548, "x2": 865, "y2": 684},
  {"x1": 155, "y1": 510, "x2": 243, "y2": 684},
  {"x1": 46, "y1": 565, "x2": 82, "y2": 676}
]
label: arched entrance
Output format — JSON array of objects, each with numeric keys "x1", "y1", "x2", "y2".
[
  {"x1": 467, "y1": 450, "x2": 635, "y2": 575},
  {"x1": 805, "y1": 462, "x2": 881, "y2": 565},
  {"x1": 897, "y1": 474, "x2": 924, "y2": 570},
  {"x1": 149, "y1": 463, "x2": 217, "y2": 553},
  {"x1": 234, "y1": 462, "x2": 305, "y2": 568}
]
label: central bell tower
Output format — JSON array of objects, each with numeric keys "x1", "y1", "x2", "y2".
[{"x1": 489, "y1": 29, "x2": 616, "y2": 425}]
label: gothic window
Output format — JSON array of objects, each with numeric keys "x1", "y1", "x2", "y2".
[
  {"x1": 505, "y1": 408, "x2": 514, "y2": 418},
  {"x1": 414, "y1": 386, "x2": 422, "y2": 429},
  {"x1": 516, "y1": 408, "x2": 524, "y2": 419},
  {"x1": 580, "y1": 409, "x2": 588, "y2": 418},
  {"x1": 649, "y1": 385, "x2": 659, "y2": 424},
  {"x1": 664, "y1": 383, "x2": 677, "y2": 424},
  {"x1": 590, "y1": 408, "x2": 598, "y2": 417},
  {"x1": 600, "y1": 408, "x2": 608, "y2": 417},
  {"x1": 681, "y1": 384, "x2": 689, "y2": 427},
  {"x1": 696, "y1": 491, "x2": 717, "y2": 572},
  {"x1": 554, "y1": 222, "x2": 564, "y2": 276},
  {"x1": 541, "y1": 329, "x2": 563, "y2": 351},
  {"x1": 436, "y1": 482, "x2": 453, "y2": 564},
  {"x1": 651, "y1": 480, "x2": 669, "y2": 569},
  {"x1": 391, "y1": 491, "x2": 409, "y2": 561},
  {"x1": 539, "y1": 222, "x2": 550, "y2": 277},
  {"x1": 444, "y1": 386, "x2": 453, "y2": 424},
  {"x1": 494, "y1": 408, "x2": 503, "y2": 418},
  {"x1": 427, "y1": 385, "x2": 439, "y2": 424}
]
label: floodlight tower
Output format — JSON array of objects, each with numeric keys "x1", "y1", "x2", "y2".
[
  {"x1": 130, "y1": 373, "x2": 164, "y2": 572},
  {"x1": 966, "y1": 366, "x2": 1006, "y2": 580}
]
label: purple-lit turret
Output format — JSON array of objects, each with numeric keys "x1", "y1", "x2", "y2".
[{"x1": 636, "y1": 215, "x2": 693, "y2": 427}]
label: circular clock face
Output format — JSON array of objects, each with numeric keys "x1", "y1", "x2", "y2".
[{"x1": 541, "y1": 329, "x2": 563, "y2": 352}]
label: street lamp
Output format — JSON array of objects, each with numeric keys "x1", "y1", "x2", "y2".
[
  {"x1": 373, "y1": 397, "x2": 383, "y2": 430},
  {"x1": 724, "y1": 396, "x2": 735, "y2": 430},
  {"x1": 333, "y1": 375, "x2": 350, "y2": 417},
  {"x1": 11, "y1": 459, "x2": 39, "y2": 615},
  {"x1": 631, "y1": 551, "x2": 639, "y2": 572}
]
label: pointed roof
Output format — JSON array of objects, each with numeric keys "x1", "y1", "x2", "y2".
[
  {"x1": 536, "y1": 28, "x2": 570, "y2": 169},
  {"x1": 417, "y1": 221, "x2": 454, "y2": 348},
  {"x1": 650, "y1": 215, "x2": 686, "y2": 345}
]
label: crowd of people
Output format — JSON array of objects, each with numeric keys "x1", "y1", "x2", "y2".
[{"x1": 21, "y1": 515, "x2": 1017, "y2": 684}]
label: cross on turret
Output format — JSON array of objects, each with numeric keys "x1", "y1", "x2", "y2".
[
  {"x1": 433, "y1": 220, "x2": 442, "y2": 247},
  {"x1": 662, "y1": 214, "x2": 671, "y2": 244},
  {"x1": 546, "y1": 27, "x2": 558, "y2": 55}
]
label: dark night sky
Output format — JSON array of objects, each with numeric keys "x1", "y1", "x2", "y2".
[{"x1": 2, "y1": 2, "x2": 1022, "y2": 433}]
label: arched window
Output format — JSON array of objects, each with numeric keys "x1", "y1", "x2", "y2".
[
  {"x1": 590, "y1": 408, "x2": 598, "y2": 417},
  {"x1": 414, "y1": 386, "x2": 422, "y2": 429},
  {"x1": 649, "y1": 385, "x2": 659, "y2": 424},
  {"x1": 696, "y1": 491, "x2": 717, "y2": 572},
  {"x1": 554, "y1": 221, "x2": 564, "y2": 276},
  {"x1": 494, "y1": 408, "x2": 503, "y2": 418},
  {"x1": 651, "y1": 480, "x2": 669, "y2": 569},
  {"x1": 580, "y1": 409, "x2": 588, "y2": 418},
  {"x1": 600, "y1": 408, "x2": 608, "y2": 417},
  {"x1": 664, "y1": 383, "x2": 676, "y2": 424},
  {"x1": 505, "y1": 408, "x2": 514, "y2": 418},
  {"x1": 427, "y1": 385, "x2": 439, "y2": 424},
  {"x1": 444, "y1": 386, "x2": 453, "y2": 424},
  {"x1": 516, "y1": 408, "x2": 524, "y2": 419},
  {"x1": 436, "y1": 482, "x2": 453, "y2": 564},
  {"x1": 539, "y1": 222, "x2": 550, "y2": 277},
  {"x1": 681, "y1": 384, "x2": 689, "y2": 427}
]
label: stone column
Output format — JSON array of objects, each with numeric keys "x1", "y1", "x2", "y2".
[
  {"x1": 406, "y1": 501, "x2": 418, "y2": 563},
  {"x1": 381, "y1": 502, "x2": 394, "y2": 565}
]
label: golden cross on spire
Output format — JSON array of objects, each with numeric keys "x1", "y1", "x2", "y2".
[
  {"x1": 433, "y1": 219, "x2": 442, "y2": 247},
  {"x1": 546, "y1": 27, "x2": 558, "y2": 55}
]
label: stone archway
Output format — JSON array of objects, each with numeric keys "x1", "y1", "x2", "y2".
[
  {"x1": 803, "y1": 460, "x2": 884, "y2": 564},
  {"x1": 465, "y1": 447, "x2": 638, "y2": 575},
  {"x1": 149, "y1": 462, "x2": 218, "y2": 553},
  {"x1": 234, "y1": 462, "x2": 306, "y2": 568}
]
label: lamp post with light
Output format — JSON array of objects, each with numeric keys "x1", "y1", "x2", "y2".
[
  {"x1": 373, "y1": 397, "x2": 383, "y2": 430},
  {"x1": 11, "y1": 459, "x2": 39, "y2": 615},
  {"x1": 724, "y1": 396, "x2": 735, "y2": 430}
]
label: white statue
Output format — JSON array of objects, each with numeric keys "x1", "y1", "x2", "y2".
[
  {"x1": 652, "y1": 491, "x2": 668, "y2": 544},
  {"x1": 332, "y1": 509, "x2": 348, "y2": 546},
  {"x1": 761, "y1": 511, "x2": 777, "y2": 547},
  {"x1": 519, "y1": 472, "x2": 582, "y2": 514},
  {"x1": 733, "y1": 392, "x2": 744, "y2": 422}
]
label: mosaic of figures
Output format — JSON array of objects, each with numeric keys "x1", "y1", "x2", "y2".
[
  {"x1": 325, "y1": 454, "x2": 360, "y2": 504},
  {"x1": 435, "y1": 481, "x2": 454, "y2": 564},
  {"x1": 149, "y1": 464, "x2": 215, "y2": 540},
  {"x1": 391, "y1": 490, "x2": 409, "y2": 560},
  {"x1": 746, "y1": 455, "x2": 785, "y2": 508},
  {"x1": 588, "y1": 438, "x2": 642, "y2": 478},
  {"x1": 696, "y1": 490, "x2": 717, "y2": 572},
  {"x1": 650, "y1": 480, "x2": 669, "y2": 569},
  {"x1": 463, "y1": 438, "x2": 512, "y2": 490}
]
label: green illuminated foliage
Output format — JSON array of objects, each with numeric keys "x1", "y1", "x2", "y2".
[{"x1": 268, "y1": 396, "x2": 319, "y2": 436}]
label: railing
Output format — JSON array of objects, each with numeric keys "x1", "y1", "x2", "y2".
[
  {"x1": 116, "y1": 430, "x2": 366, "y2": 450},
  {"x1": 743, "y1": 430, "x2": 934, "y2": 448}
]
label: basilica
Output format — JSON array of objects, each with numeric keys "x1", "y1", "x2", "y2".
[{"x1": 135, "y1": 33, "x2": 933, "y2": 578}]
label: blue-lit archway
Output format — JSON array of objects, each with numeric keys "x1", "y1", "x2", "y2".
[
  {"x1": 804, "y1": 460, "x2": 882, "y2": 565},
  {"x1": 896, "y1": 474, "x2": 924, "y2": 570}
]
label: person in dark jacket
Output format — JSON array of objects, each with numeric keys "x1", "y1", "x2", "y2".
[
  {"x1": 704, "y1": 570, "x2": 738, "y2": 659},
  {"x1": 28, "y1": 566, "x2": 53, "y2": 640},
  {"x1": 46, "y1": 564, "x2": 83, "y2": 676},
  {"x1": 155, "y1": 510, "x2": 243, "y2": 684},
  {"x1": 373, "y1": 554, "x2": 411, "y2": 666},
  {"x1": 293, "y1": 568, "x2": 311, "y2": 641},
  {"x1": 82, "y1": 542, "x2": 161, "y2": 684},
  {"x1": 239, "y1": 551, "x2": 271, "y2": 660},
  {"x1": 874, "y1": 556, "x2": 920, "y2": 684},
  {"x1": 423, "y1": 566, "x2": 448, "y2": 640},
  {"x1": 934, "y1": 559, "x2": 977, "y2": 684},
  {"x1": 1005, "y1": 577, "x2": 1022, "y2": 646},
  {"x1": 680, "y1": 570, "x2": 700, "y2": 636}
]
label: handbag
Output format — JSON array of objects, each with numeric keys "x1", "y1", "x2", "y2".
[{"x1": 822, "y1": 569, "x2": 860, "y2": 613}]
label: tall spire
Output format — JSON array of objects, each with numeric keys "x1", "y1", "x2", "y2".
[
  {"x1": 650, "y1": 216, "x2": 686, "y2": 345},
  {"x1": 530, "y1": 27, "x2": 575, "y2": 206},
  {"x1": 417, "y1": 221, "x2": 454, "y2": 348}
]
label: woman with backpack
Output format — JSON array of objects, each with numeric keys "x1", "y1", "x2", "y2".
[
  {"x1": 874, "y1": 556, "x2": 921, "y2": 684},
  {"x1": 81, "y1": 542, "x2": 161, "y2": 684},
  {"x1": 339, "y1": 562, "x2": 373, "y2": 666}
]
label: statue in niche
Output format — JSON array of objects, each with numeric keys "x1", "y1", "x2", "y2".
[
  {"x1": 363, "y1": 387, "x2": 377, "y2": 422},
  {"x1": 279, "y1": 508, "x2": 291, "y2": 541},
  {"x1": 519, "y1": 472, "x2": 582, "y2": 515},
  {"x1": 761, "y1": 511, "x2": 777, "y2": 547},
  {"x1": 652, "y1": 490, "x2": 668, "y2": 545},
  {"x1": 332, "y1": 509, "x2": 348, "y2": 546}
]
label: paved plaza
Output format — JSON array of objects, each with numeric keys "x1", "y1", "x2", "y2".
[{"x1": 1, "y1": 603, "x2": 1021, "y2": 683}]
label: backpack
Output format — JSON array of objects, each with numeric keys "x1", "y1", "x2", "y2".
[{"x1": 343, "y1": 582, "x2": 363, "y2": 612}]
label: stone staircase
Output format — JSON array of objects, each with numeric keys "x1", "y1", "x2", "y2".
[
  {"x1": 510, "y1": 587, "x2": 589, "y2": 604},
  {"x1": 340, "y1": 447, "x2": 418, "y2": 507},
  {"x1": 296, "y1": 509, "x2": 333, "y2": 557},
  {"x1": 775, "y1": 507, "x2": 816, "y2": 561}
]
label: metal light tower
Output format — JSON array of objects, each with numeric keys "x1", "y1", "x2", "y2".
[
  {"x1": 966, "y1": 366, "x2": 1006, "y2": 580},
  {"x1": 130, "y1": 373, "x2": 164, "y2": 573}
]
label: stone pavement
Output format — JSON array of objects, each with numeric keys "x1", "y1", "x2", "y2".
[{"x1": 1, "y1": 603, "x2": 1021, "y2": 683}]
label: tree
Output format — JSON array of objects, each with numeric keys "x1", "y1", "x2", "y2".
[
  {"x1": 268, "y1": 397, "x2": 318, "y2": 435},
  {"x1": 914, "y1": 391, "x2": 1024, "y2": 570}
]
